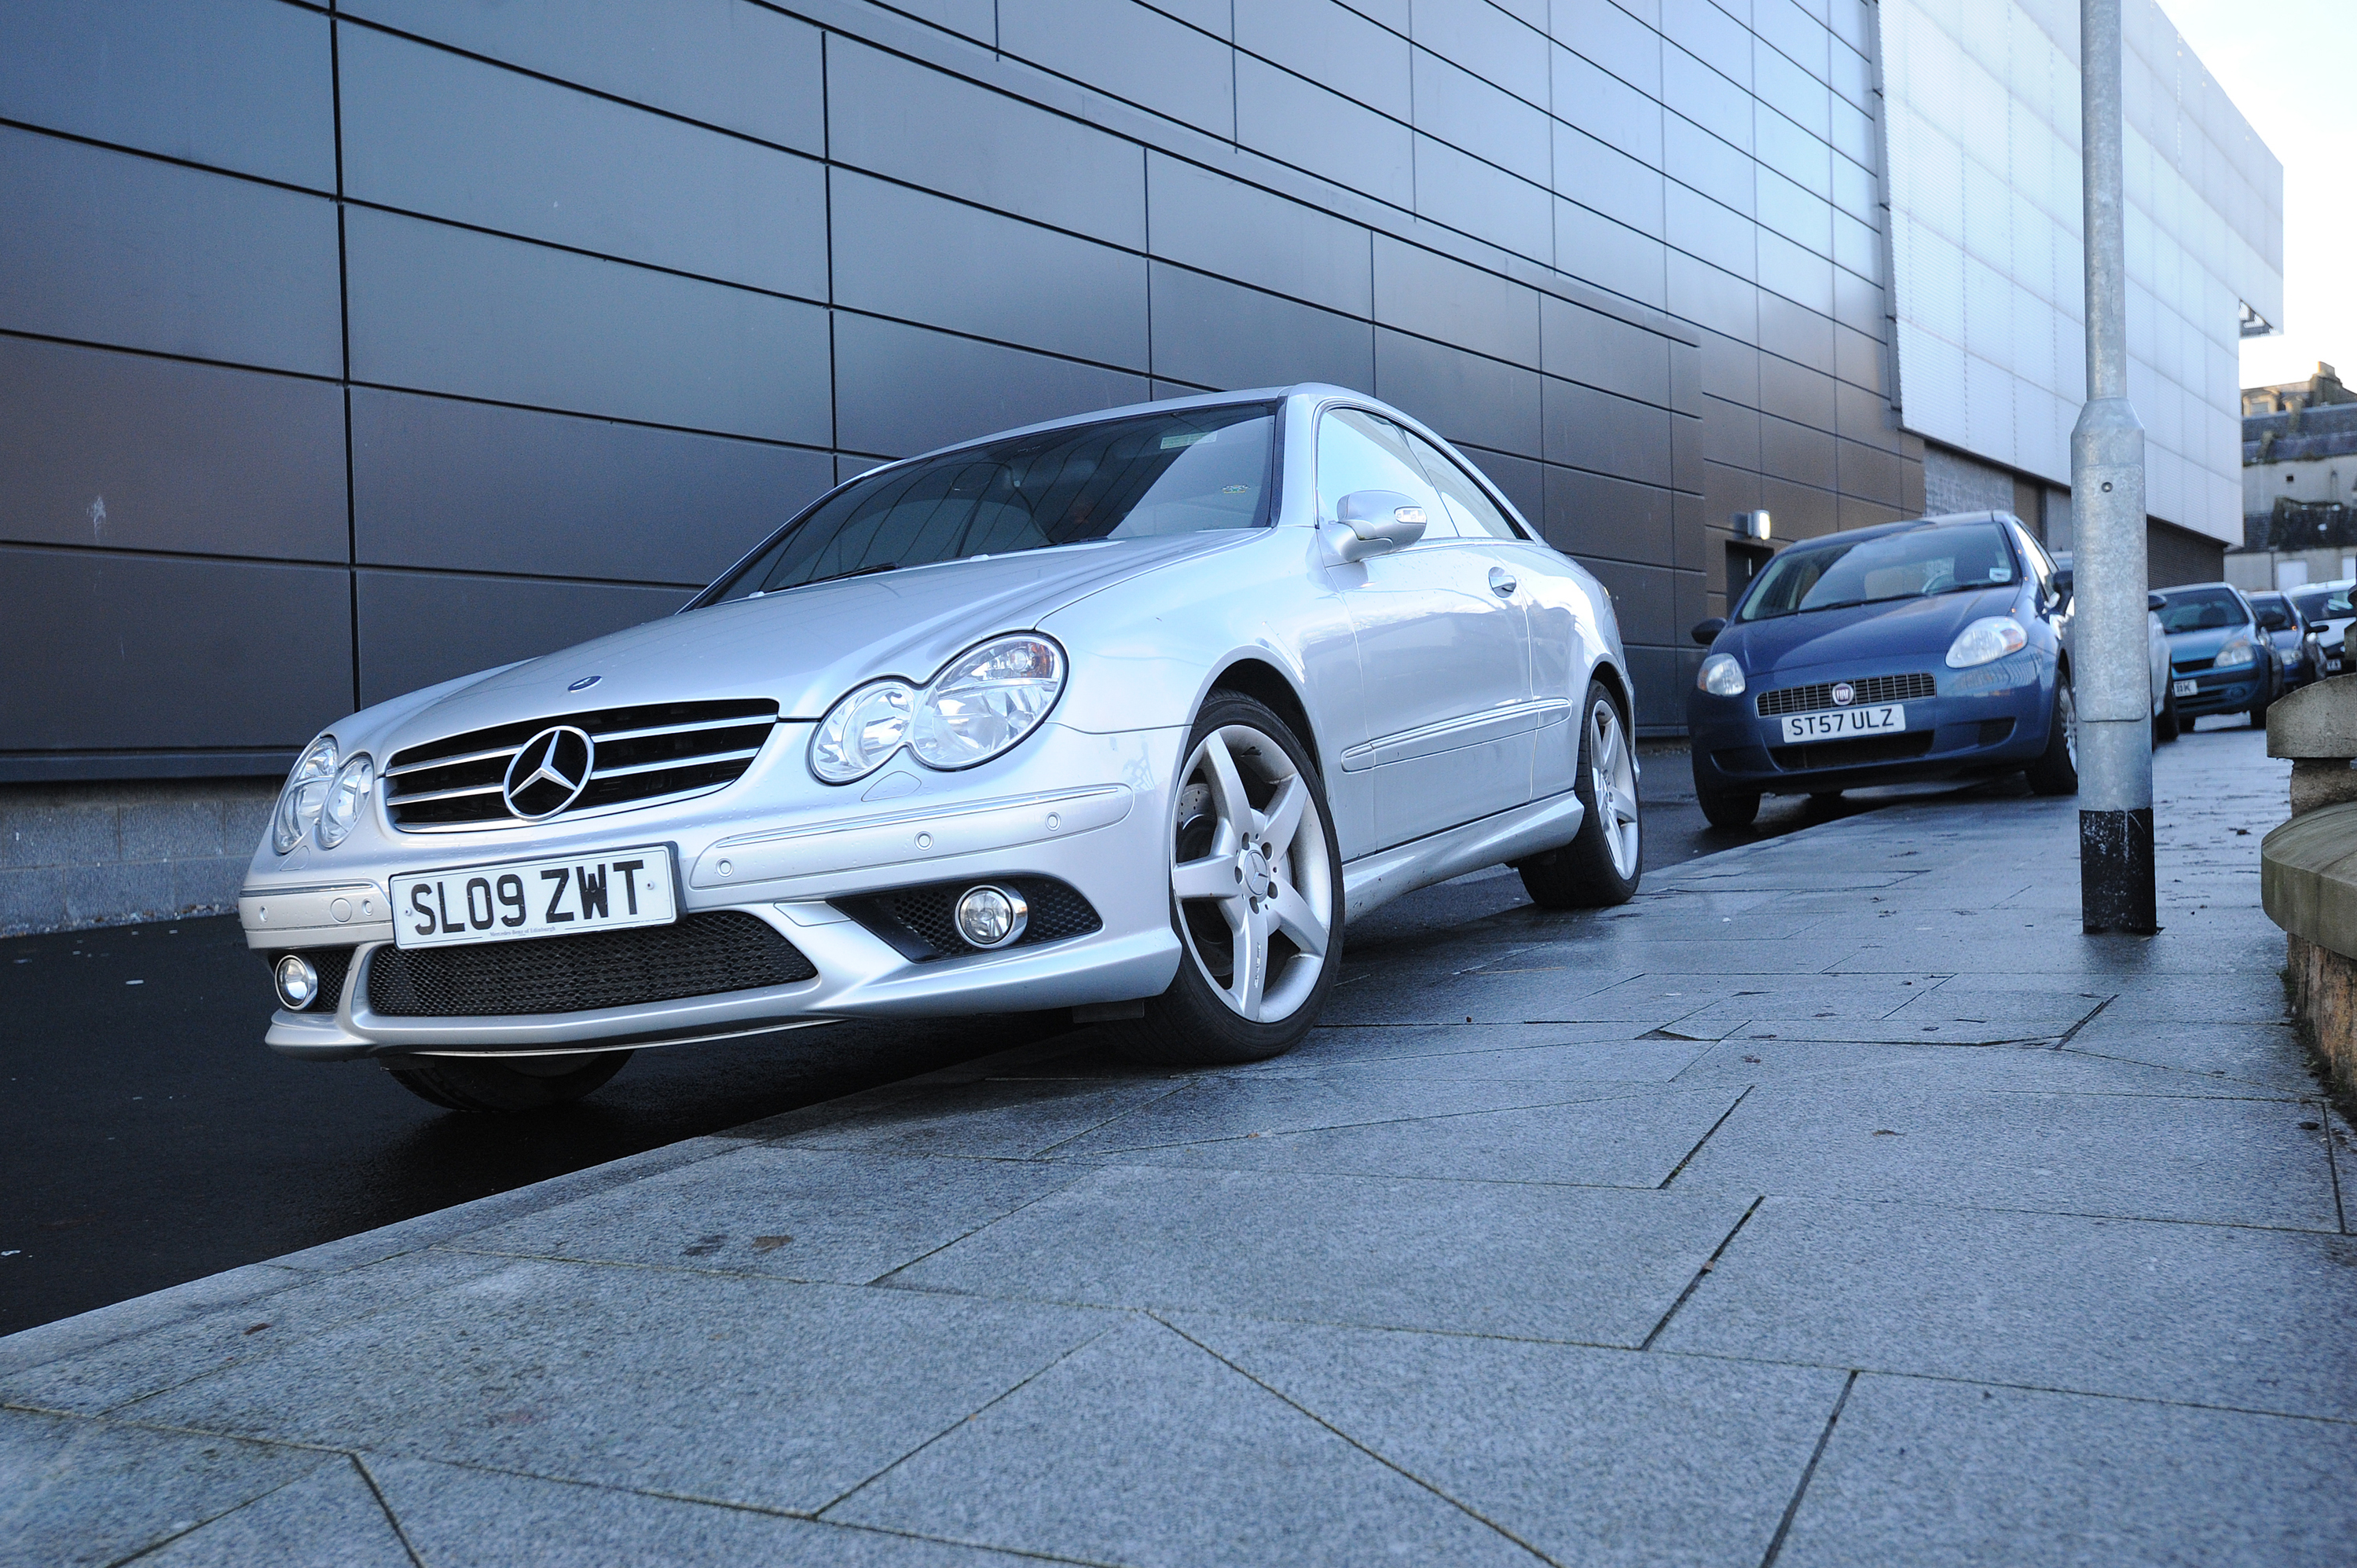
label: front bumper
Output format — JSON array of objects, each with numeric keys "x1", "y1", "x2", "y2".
[
  {"x1": 2171, "y1": 663, "x2": 2263, "y2": 718},
  {"x1": 1688, "y1": 654, "x2": 2052, "y2": 794},
  {"x1": 243, "y1": 723, "x2": 1188, "y2": 1060}
]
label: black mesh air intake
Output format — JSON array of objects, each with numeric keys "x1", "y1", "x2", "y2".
[
  {"x1": 832, "y1": 877, "x2": 1102, "y2": 962},
  {"x1": 1768, "y1": 732, "x2": 1937, "y2": 771},
  {"x1": 365, "y1": 911, "x2": 815, "y2": 1017}
]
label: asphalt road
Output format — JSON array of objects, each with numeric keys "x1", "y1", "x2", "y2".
[{"x1": 0, "y1": 738, "x2": 2120, "y2": 1333}]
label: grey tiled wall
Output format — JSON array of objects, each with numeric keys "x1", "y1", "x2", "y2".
[
  {"x1": 1, "y1": 0, "x2": 1923, "y2": 777},
  {"x1": 0, "y1": 782, "x2": 278, "y2": 936}
]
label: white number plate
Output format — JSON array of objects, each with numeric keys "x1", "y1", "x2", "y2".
[
  {"x1": 1780, "y1": 704, "x2": 1906, "y2": 743},
  {"x1": 2172, "y1": 679, "x2": 2198, "y2": 697},
  {"x1": 393, "y1": 846, "x2": 676, "y2": 950}
]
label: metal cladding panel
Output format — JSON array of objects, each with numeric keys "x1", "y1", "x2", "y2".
[
  {"x1": 0, "y1": 547, "x2": 351, "y2": 752},
  {"x1": 1582, "y1": 556, "x2": 1679, "y2": 649},
  {"x1": 0, "y1": 128, "x2": 341, "y2": 377},
  {"x1": 1541, "y1": 295, "x2": 1673, "y2": 408},
  {"x1": 339, "y1": 0, "x2": 824, "y2": 156},
  {"x1": 1149, "y1": 265, "x2": 1374, "y2": 394},
  {"x1": 0, "y1": 336, "x2": 346, "y2": 564},
  {"x1": 1554, "y1": 200, "x2": 1670, "y2": 311},
  {"x1": 1413, "y1": 0, "x2": 1548, "y2": 108},
  {"x1": 826, "y1": 40, "x2": 1146, "y2": 250},
  {"x1": 1146, "y1": 153, "x2": 1373, "y2": 319},
  {"x1": 1374, "y1": 330, "x2": 1542, "y2": 463},
  {"x1": 998, "y1": 0, "x2": 1234, "y2": 137},
  {"x1": 1546, "y1": 466, "x2": 1677, "y2": 566},
  {"x1": 1543, "y1": 378, "x2": 1676, "y2": 489},
  {"x1": 1760, "y1": 413, "x2": 1841, "y2": 491},
  {"x1": 355, "y1": 570, "x2": 691, "y2": 709},
  {"x1": 350, "y1": 389, "x2": 830, "y2": 587},
  {"x1": 1413, "y1": 49, "x2": 1549, "y2": 185},
  {"x1": 338, "y1": 26, "x2": 827, "y2": 301},
  {"x1": 1372, "y1": 236, "x2": 1541, "y2": 370},
  {"x1": 0, "y1": 0, "x2": 334, "y2": 189},
  {"x1": 1412, "y1": 136, "x2": 1552, "y2": 264},
  {"x1": 1553, "y1": 122, "x2": 1667, "y2": 238},
  {"x1": 1236, "y1": 0, "x2": 1411, "y2": 120},
  {"x1": 831, "y1": 173, "x2": 1149, "y2": 371},
  {"x1": 343, "y1": 208, "x2": 831, "y2": 445},
  {"x1": 1233, "y1": 55, "x2": 1414, "y2": 211},
  {"x1": 1458, "y1": 444, "x2": 1545, "y2": 525},
  {"x1": 832, "y1": 314, "x2": 1152, "y2": 461}
]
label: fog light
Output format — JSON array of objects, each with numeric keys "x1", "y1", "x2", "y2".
[
  {"x1": 954, "y1": 885, "x2": 1028, "y2": 949},
  {"x1": 274, "y1": 953, "x2": 321, "y2": 1009}
]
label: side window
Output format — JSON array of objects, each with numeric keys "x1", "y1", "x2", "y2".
[
  {"x1": 1317, "y1": 408, "x2": 1454, "y2": 539},
  {"x1": 1403, "y1": 431, "x2": 1524, "y2": 540}
]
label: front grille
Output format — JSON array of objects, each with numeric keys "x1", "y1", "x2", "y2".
[
  {"x1": 1755, "y1": 671, "x2": 1937, "y2": 716},
  {"x1": 384, "y1": 700, "x2": 779, "y2": 830},
  {"x1": 833, "y1": 877, "x2": 1103, "y2": 962},
  {"x1": 1769, "y1": 733, "x2": 1936, "y2": 771},
  {"x1": 365, "y1": 911, "x2": 815, "y2": 1017},
  {"x1": 2172, "y1": 657, "x2": 2215, "y2": 674}
]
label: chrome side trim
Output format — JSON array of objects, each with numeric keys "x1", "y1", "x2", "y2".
[{"x1": 1339, "y1": 699, "x2": 1571, "y2": 771}]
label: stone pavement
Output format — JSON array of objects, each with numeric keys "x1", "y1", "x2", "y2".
[{"x1": 7, "y1": 726, "x2": 2354, "y2": 1566}]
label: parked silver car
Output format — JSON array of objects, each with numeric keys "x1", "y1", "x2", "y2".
[{"x1": 242, "y1": 387, "x2": 1641, "y2": 1109}]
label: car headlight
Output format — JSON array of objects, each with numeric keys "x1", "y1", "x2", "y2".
[
  {"x1": 1945, "y1": 616, "x2": 2029, "y2": 669},
  {"x1": 810, "y1": 680, "x2": 916, "y2": 783},
  {"x1": 271, "y1": 735, "x2": 339, "y2": 854},
  {"x1": 314, "y1": 753, "x2": 375, "y2": 849},
  {"x1": 1697, "y1": 654, "x2": 1746, "y2": 697},
  {"x1": 2212, "y1": 636, "x2": 2256, "y2": 669},
  {"x1": 809, "y1": 635, "x2": 1067, "y2": 783},
  {"x1": 911, "y1": 636, "x2": 1065, "y2": 769}
]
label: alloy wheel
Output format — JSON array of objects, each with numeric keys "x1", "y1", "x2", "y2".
[
  {"x1": 1589, "y1": 697, "x2": 1640, "y2": 881},
  {"x1": 2059, "y1": 681, "x2": 2079, "y2": 772},
  {"x1": 1169, "y1": 724, "x2": 1335, "y2": 1023}
]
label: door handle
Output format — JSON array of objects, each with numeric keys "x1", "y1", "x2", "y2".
[{"x1": 1488, "y1": 567, "x2": 1518, "y2": 598}]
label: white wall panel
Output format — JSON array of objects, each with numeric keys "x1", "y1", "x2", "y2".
[{"x1": 1880, "y1": 0, "x2": 2281, "y2": 543}]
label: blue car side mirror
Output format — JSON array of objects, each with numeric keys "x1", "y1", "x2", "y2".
[{"x1": 1691, "y1": 617, "x2": 1728, "y2": 646}]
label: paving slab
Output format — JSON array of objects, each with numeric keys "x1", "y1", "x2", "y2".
[
  {"x1": 889, "y1": 1163, "x2": 1750, "y2": 1346},
  {"x1": 119, "y1": 1258, "x2": 1114, "y2": 1515},
  {"x1": 134, "y1": 1454, "x2": 412, "y2": 1568},
  {"x1": 1776, "y1": 1375, "x2": 2357, "y2": 1568},
  {"x1": 1654, "y1": 1196, "x2": 2357, "y2": 1420},
  {"x1": 830, "y1": 1316, "x2": 1538, "y2": 1566}
]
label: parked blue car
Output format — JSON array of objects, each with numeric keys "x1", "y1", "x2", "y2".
[
  {"x1": 2245, "y1": 590, "x2": 2311, "y2": 690},
  {"x1": 2153, "y1": 582, "x2": 2278, "y2": 725},
  {"x1": 1686, "y1": 511, "x2": 2077, "y2": 829}
]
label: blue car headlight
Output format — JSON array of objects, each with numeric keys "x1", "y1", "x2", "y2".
[
  {"x1": 1697, "y1": 654, "x2": 1746, "y2": 697},
  {"x1": 2211, "y1": 636, "x2": 2256, "y2": 669},
  {"x1": 1945, "y1": 617, "x2": 2028, "y2": 669}
]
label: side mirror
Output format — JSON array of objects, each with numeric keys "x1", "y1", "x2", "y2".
[
  {"x1": 2148, "y1": 592, "x2": 2167, "y2": 612},
  {"x1": 1325, "y1": 489, "x2": 1428, "y2": 564},
  {"x1": 2049, "y1": 568, "x2": 2073, "y2": 603},
  {"x1": 1691, "y1": 617, "x2": 1728, "y2": 646}
]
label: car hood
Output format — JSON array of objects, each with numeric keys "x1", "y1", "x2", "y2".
[
  {"x1": 1719, "y1": 586, "x2": 2018, "y2": 677},
  {"x1": 368, "y1": 533, "x2": 1254, "y2": 751},
  {"x1": 2164, "y1": 625, "x2": 2253, "y2": 661}
]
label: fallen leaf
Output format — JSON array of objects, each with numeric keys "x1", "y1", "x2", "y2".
[
  {"x1": 750, "y1": 1235, "x2": 793, "y2": 1253},
  {"x1": 1872, "y1": 1129, "x2": 1901, "y2": 1136},
  {"x1": 243, "y1": 1323, "x2": 270, "y2": 1335}
]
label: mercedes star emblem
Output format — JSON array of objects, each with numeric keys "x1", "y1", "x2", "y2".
[
  {"x1": 1831, "y1": 682, "x2": 1856, "y2": 706},
  {"x1": 503, "y1": 726, "x2": 596, "y2": 819}
]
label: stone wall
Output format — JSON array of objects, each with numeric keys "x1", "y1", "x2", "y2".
[
  {"x1": 2285, "y1": 933, "x2": 2357, "y2": 1101},
  {"x1": 0, "y1": 780, "x2": 275, "y2": 936}
]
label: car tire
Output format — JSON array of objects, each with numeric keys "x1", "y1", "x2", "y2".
[
  {"x1": 1519, "y1": 680, "x2": 1643, "y2": 909},
  {"x1": 1116, "y1": 694, "x2": 1343, "y2": 1068},
  {"x1": 2154, "y1": 686, "x2": 2179, "y2": 744},
  {"x1": 2024, "y1": 673, "x2": 2080, "y2": 796},
  {"x1": 1692, "y1": 750, "x2": 1762, "y2": 828},
  {"x1": 385, "y1": 1050, "x2": 632, "y2": 1113}
]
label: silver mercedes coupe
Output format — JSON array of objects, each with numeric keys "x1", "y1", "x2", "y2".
[{"x1": 241, "y1": 386, "x2": 1643, "y2": 1110}]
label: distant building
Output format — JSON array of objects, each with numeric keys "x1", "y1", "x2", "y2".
[{"x1": 2227, "y1": 376, "x2": 2357, "y2": 591}]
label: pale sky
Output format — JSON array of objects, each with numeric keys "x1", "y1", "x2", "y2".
[{"x1": 2161, "y1": 0, "x2": 2354, "y2": 390}]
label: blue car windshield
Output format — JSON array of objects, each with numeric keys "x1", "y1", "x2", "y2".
[
  {"x1": 1736, "y1": 522, "x2": 2016, "y2": 622},
  {"x1": 2154, "y1": 588, "x2": 2248, "y2": 632},
  {"x1": 705, "y1": 402, "x2": 1277, "y2": 603}
]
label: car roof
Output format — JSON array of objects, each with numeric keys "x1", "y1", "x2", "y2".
[
  {"x1": 2154, "y1": 582, "x2": 2245, "y2": 595},
  {"x1": 1772, "y1": 509, "x2": 2029, "y2": 551}
]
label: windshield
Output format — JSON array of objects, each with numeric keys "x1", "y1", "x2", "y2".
[
  {"x1": 2251, "y1": 595, "x2": 2293, "y2": 632},
  {"x1": 1736, "y1": 522, "x2": 2017, "y2": 622},
  {"x1": 2292, "y1": 587, "x2": 2355, "y2": 623},
  {"x1": 704, "y1": 403, "x2": 1277, "y2": 603},
  {"x1": 2154, "y1": 587, "x2": 2249, "y2": 633}
]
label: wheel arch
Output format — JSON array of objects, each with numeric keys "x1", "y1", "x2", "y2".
[
  {"x1": 1585, "y1": 654, "x2": 1635, "y2": 726},
  {"x1": 1205, "y1": 657, "x2": 1321, "y2": 775}
]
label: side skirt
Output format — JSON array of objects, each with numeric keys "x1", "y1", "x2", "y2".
[{"x1": 1340, "y1": 789, "x2": 1585, "y2": 925}]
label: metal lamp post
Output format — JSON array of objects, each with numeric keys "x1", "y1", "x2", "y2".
[{"x1": 2072, "y1": 0, "x2": 2157, "y2": 933}]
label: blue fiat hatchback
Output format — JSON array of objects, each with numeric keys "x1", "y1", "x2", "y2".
[{"x1": 1686, "y1": 511, "x2": 2076, "y2": 828}]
